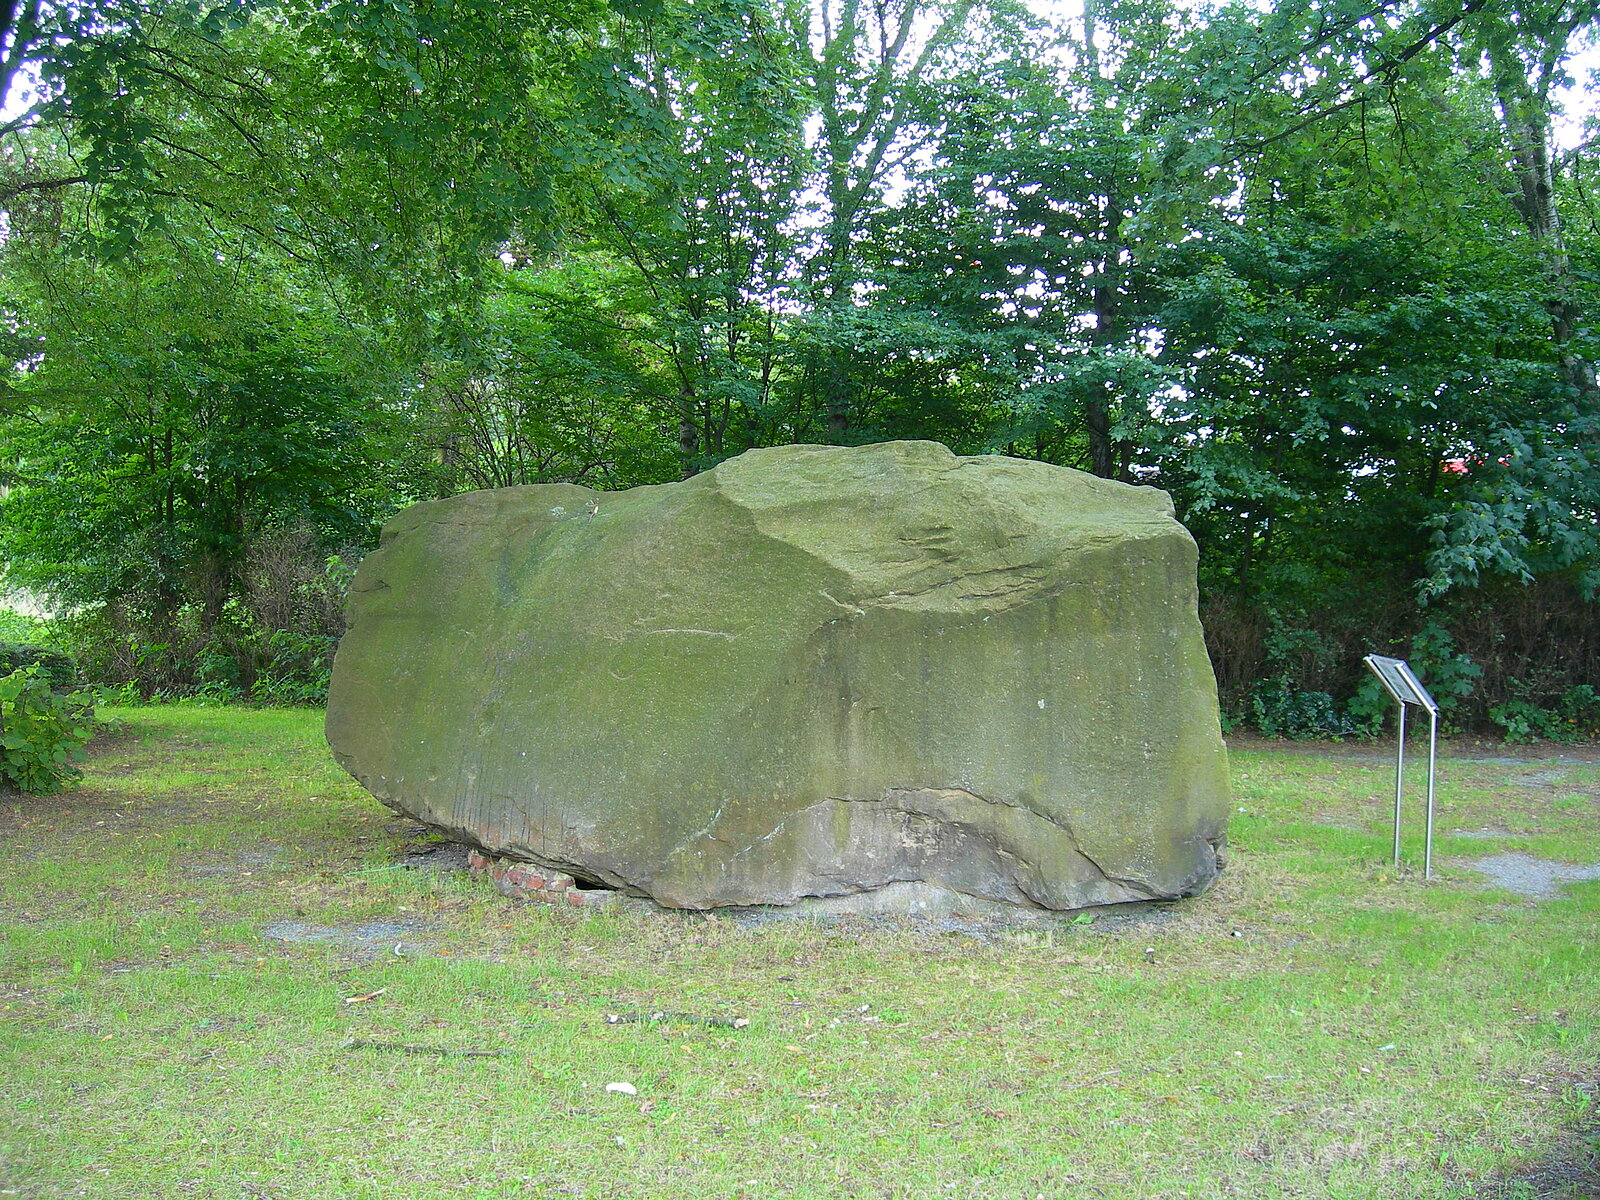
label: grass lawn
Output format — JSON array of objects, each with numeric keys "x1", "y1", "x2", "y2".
[{"x1": 2, "y1": 708, "x2": 1597, "y2": 1199}]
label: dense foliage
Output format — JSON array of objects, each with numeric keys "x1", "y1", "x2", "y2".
[
  {"x1": 0, "y1": 0, "x2": 1596, "y2": 737},
  {"x1": 0, "y1": 665, "x2": 97, "y2": 793}
]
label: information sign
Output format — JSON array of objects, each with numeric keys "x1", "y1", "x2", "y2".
[
  {"x1": 1362, "y1": 654, "x2": 1438, "y2": 880},
  {"x1": 1363, "y1": 654, "x2": 1439, "y2": 714}
]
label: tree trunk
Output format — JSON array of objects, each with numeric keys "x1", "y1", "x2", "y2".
[
  {"x1": 1087, "y1": 207, "x2": 1129, "y2": 481},
  {"x1": 823, "y1": 349, "x2": 852, "y2": 438},
  {"x1": 679, "y1": 383, "x2": 701, "y2": 479},
  {"x1": 1485, "y1": 34, "x2": 1600, "y2": 420},
  {"x1": 1086, "y1": 398, "x2": 1115, "y2": 479}
]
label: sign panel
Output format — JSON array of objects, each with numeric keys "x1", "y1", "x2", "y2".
[
  {"x1": 1363, "y1": 654, "x2": 1438, "y2": 714},
  {"x1": 1363, "y1": 653, "x2": 1440, "y2": 880}
]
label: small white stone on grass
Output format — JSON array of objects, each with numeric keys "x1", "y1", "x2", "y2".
[{"x1": 605, "y1": 1081, "x2": 638, "y2": 1096}]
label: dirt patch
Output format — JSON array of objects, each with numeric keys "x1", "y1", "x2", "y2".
[
  {"x1": 396, "y1": 839, "x2": 473, "y2": 871},
  {"x1": 1513, "y1": 770, "x2": 1573, "y2": 788},
  {"x1": 262, "y1": 918, "x2": 433, "y2": 955},
  {"x1": 188, "y1": 850, "x2": 282, "y2": 877},
  {"x1": 1465, "y1": 853, "x2": 1600, "y2": 900},
  {"x1": 1492, "y1": 1145, "x2": 1600, "y2": 1200},
  {"x1": 1477, "y1": 1077, "x2": 1600, "y2": 1199}
]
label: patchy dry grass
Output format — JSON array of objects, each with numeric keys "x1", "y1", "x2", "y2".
[{"x1": 2, "y1": 711, "x2": 1597, "y2": 1199}]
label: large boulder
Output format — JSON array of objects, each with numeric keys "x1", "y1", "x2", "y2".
[{"x1": 327, "y1": 441, "x2": 1228, "y2": 913}]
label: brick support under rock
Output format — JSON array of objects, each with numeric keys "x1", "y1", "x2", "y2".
[{"x1": 467, "y1": 849, "x2": 618, "y2": 908}]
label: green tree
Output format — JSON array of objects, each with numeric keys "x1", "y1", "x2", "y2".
[
  {"x1": 890, "y1": 0, "x2": 1183, "y2": 477},
  {"x1": 418, "y1": 255, "x2": 678, "y2": 492},
  {"x1": 1163, "y1": 0, "x2": 1600, "y2": 595},
  {"x1": 578, "y1": 0, "x2": 812, "y2": 475},
  {"x1": 796, "y1": 0, "x2": 995, "y2": 436},
  {"x1": 0, "y1": 239, "x2": 383, "y2": 632}
]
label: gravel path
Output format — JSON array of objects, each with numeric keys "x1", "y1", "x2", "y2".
[{"x1": 1466, "y1": 852, "x2": 1600, "y2": 900}]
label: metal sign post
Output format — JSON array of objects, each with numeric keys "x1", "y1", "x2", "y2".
[{"x1": 1362, "y1": 655, "x2": 1440, "y2": 879}]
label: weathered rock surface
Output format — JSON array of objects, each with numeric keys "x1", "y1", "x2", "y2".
[{"x1": 326, "y1": 441, "x2": 1229, "y2": 912}]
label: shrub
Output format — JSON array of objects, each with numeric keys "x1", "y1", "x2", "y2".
[
  {"x1": 46, "y1": 533, "x2": 358, "y2": 706},
  {"x1": 0, "y1": 666, "x2": 98, "y2": 794},
  {"x1": 1247, "y1": 677, "x2": 1359, "y2": 740},
  {"x1": 250, "y1": 628, "x2": 337, "y2": 705},
  {"x1": 1405, "y1": 622, "x2": 1483, "y2": 733},
  {"x1": 1490, "y1": 684, "x2": 1600, "y2": 744},
  {"x1": 1201, "y1": 576, "x2": 1596, "y2": 741},
  {"x1": 0, "y1": 641, "x2": 78, "y2": 691}
]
